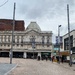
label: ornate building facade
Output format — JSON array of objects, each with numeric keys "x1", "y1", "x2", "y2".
[{"x1": 0, "y1": 21, "x2": 52, "y2": 59}]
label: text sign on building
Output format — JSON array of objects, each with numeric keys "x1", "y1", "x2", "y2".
[
  {"x1": 54, "y1": 48, "x2": 59, "y2": 50},
  {"x1": 56, "y1": 36, "x2": 62, "y2": 44}
]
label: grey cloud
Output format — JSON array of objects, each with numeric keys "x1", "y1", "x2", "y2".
[
  {"x1": 18, "y1": 4, "x2": 28, "y2": 15},
  {"x1": 18, "y1": 0, "x2": 75, "y2": 19},
  {"x1": 61, "y1": 25, "x2": 68, "y2": 36},
  {"x1": 70, "y1": 23, "x2": 75, "y2": 31},
  {"x1": 60, "y1": 22, "x2": 75, "y2": 36}
]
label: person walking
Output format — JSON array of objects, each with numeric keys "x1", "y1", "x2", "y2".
[
  {"x1": 52, "y1": 56, "x2": 54, "y2": 62},
  {"x1": 46, "y1": 55, "x2": 48, "y2": 61}
]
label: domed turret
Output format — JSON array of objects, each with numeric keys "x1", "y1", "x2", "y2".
[{"x1": 26, "y1": 22, "x2": 41, "y2": 31}]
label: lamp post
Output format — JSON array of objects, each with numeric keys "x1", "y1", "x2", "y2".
[
  {"x1": 67, "y1": 4, "x2": 72, "y2": 67},
  {"x1": 58, "y1": 25, "x2": 61, "y2": 64},
  {"x1": 32, "y1": 37, "x2": 35, "y2": 59},
  {"x1": 32, "y1": 42, "x2": 35, "y2": 59},
  {"x1": 10, "y1": 3, "x2": 16, "y2": 64}
]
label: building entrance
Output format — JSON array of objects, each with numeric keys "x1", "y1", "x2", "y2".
[
  {"x1": 27, "y1": 52, "x2": 38, "y2": 59},
  {"x1": 41, "y1": 52, "x2": 51, "y2": 60},
  {"x1": 13, "y1": 52, "x2": 23, "y2": 58},
  {"x1": 0, "y1": 52, "x2": 9, "y2": 57}
]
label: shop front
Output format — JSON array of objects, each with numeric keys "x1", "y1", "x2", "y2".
[
  {"x1": 41, "y1": 52, "x2": 51, "y2": 60},
  {"x1": 60, "y1": 51, "x2": 69, "y2": 62}
]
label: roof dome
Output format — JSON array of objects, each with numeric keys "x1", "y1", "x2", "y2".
[{"x1": 26, "y1": 22, "x2": 41, "y2": 31}]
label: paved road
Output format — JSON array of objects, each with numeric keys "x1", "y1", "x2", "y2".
[
  {"x1": 8, "y1": 59, "x2": 75, "y2": 75},
  {"x1": 0, "y1": 58, "x2": 75, "y2": 75}
]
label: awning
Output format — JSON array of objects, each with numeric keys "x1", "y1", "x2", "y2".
[{"x1": 60, "y1": 51, "x2": 69, "y2": 56}]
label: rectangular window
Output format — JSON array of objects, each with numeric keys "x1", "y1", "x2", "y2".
[
  {"x1": 64, "y1": 35, "x2": 73, "y2": 50},
  {"x1": 8, "y1": 35, "x2": 10, "y2": 42},
  {"x1": 42, "y1": 36, "x2": 44, "y2": 47},
  {"x1": 1, "y1": 35, "x2": 3, "y2": 43},
  {"x1": 13, "y1": 35, "x2": 15, "y2": 43},
  {"x1": 17, "y1": 36, "x2": 19, "y2": 43},
  {"x1": 1, "y1": 44, "x2": 2, "y2": 46},
  {"x1": 8, "y1": 44, "x2": 10, "y2": 47},
  {"x1": 4, "y1": 43, "x2": 6, "y2": 46},
  {"x1": 17, "y1": 44, "x2": 19, "y2": 46},
  {"x1": 21, "y1": 44, "x2": 23, "y2": 46},
  {"x1": 0, "y1": 36, "x2": 1, "y2": 42},
  {"x1": 47, "y1": 36, "x2": 50, "y2": 47},
  {"x1": 21, "y1": 36, "x2": 23, "y2": 43},
  {"x1": 31, "y1": 36, "x2": 35, "y2": 48},
  {"x1": 4, "y1": 35, "x2": 6, "y2": 42}
]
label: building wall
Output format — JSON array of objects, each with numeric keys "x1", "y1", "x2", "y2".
[
  {"x1": 0, "y1": 31, "x2": 52, "y2": 52},
  {"x1": 63, "y1": 30, "x2": 75, "y2": 51},
  {"x1": 0, "y1": 19, "x2": 25, "y2": 31}
]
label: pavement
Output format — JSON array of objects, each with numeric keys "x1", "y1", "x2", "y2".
[
  {"x1": 0, "y1": 63, "x2": 17, "y2": 75},
  {"x1": 0, "y1": 58, "x2": 75, "y2": 75}
]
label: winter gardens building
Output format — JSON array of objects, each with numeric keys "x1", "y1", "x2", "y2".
[{"x1": 0, "y1": 19, "x2": 52, "y2": 59}]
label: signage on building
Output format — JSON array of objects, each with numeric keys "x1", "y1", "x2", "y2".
[
  {"x1": 54, "y1": 48, "x2": 59, "y2": 50},
  {"x1": 56, "y1": 36, "x2": 62, "y2": 44}
]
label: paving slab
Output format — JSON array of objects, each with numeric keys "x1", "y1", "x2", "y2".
[
  {"x1": 0, "y1": 58, "x2": 75, "y2": 75},
  {"x1": 0, "y1": 63, "x2": 17, "y2": 75}
]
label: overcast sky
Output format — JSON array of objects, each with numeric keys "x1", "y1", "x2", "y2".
[{"x1": 0, "y1": 0, "x2": 75, "y2": 43}]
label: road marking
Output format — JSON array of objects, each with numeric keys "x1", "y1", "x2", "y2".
[{"x1": 4, "y1": 64, "x2": 18, "y2": 75}]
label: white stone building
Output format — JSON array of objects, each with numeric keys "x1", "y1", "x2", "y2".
[{"x1": 0, "y1": 22, "x2": 53, "y2": 59}]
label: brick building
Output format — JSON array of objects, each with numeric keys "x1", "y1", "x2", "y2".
[{"x1": 0, "y1": 19, "x2": 25, "y2": 31}]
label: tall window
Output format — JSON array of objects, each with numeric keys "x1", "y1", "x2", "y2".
[
  {"x1": 64, "y1": 35, "x2": 73, "y2": 50},
  {"x1": 4, "y1": 35, "x2": 6, "y2": 46},
  {"x1": 17, "y1": 36, "x2": 19, "y2": 46},
  {"x1": 0, "y1": 35, "x2": 3, "y2": 46},
  {"x1": 42, "y1": 36, "x2": 45, "y2": 47},
  {"x1": 1, "y1": 35, "x2": 3, "y2": 43},
  {"x1": 13, "y1": 35, "x2": 15, "y2": 46},
  {"x1": 21, "y1": 36, "x2": 23, "y2": 46},
  {"x1": 8, "y1": 35, "x2": 10, "y2": 42},
  {"x1": 17, "y1": 36, "x2": 19, "y2": 43},
  {"x1": 47, "y1": 36, "x2": 50, "y2": 47},
  {"x1": 0, "y1": 36, "x2": 1, "y2": 42},
  {"x1": 0, "y1": 36, "x2": 1, "y2": 46},
  {"x1": 4, "y1": 35, "x2": 6, "y2": 42},
  {"x1": 21, "y1": 36, "x2": 23, "y2": 43},
  {"x1": 30, "y1": 36, "x2": 35, "y2": 48}
]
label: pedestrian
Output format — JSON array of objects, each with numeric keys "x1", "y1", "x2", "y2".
[
  {"x1": 49, "y1": 56, "x2": 51, "y2": 61},
  {"x1": 37, "y1": 56, "x2": 40, "y2": 61},
  {"x1": 61, "y1": 56, "x2": 64, "y2": 63},
  {"x1": 46, "y1": 55, "x2": 48, "y2": 61},
  {"x1": 41, "y1": 56, "x2": 44, "y2": 60},
  {"x1": 56, "y1": 56, "x2": 59, "y2": 63},
  {"x1": 52, "y1": 56, "x2": 54, "y2": 62}
]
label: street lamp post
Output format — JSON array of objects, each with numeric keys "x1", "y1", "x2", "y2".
[
  {"x1": 67, "y1": 4, "x2": 72, "y2": 67},
  {"x1": 10, "y1": 3, "x2": 16, "y2": 64},
  {"x1": 32, "y1": 37, "x2": 35, "y2": 59},
  {"x1": 32, "y1": 43, "x2": 35, "y2": 59},
  {"x1": 58, "y1": 25, "x2": 61, "y2": 64}
]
